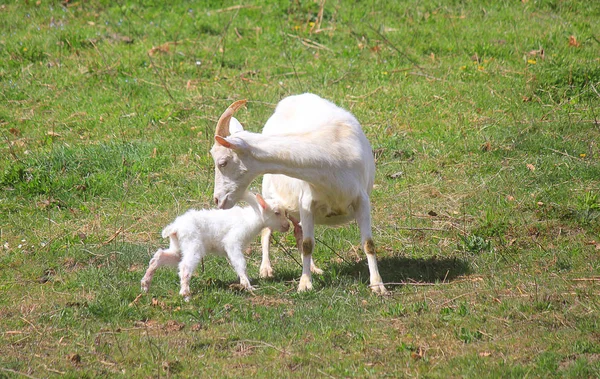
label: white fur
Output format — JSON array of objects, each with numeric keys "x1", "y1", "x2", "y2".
[
  {"x1": 141, "y1": 193, "x2": 289, "y2": 301},
  {"x1": 210, "y1": 93, "x2": 386, "y2": 294}
]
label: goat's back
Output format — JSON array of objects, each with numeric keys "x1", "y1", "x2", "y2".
[
  {"x1": 161, "y1": 207, "x2": 258, "y2": 244},
  {"x1": 263, "y1": 93, "x2": 362, "y2": 136},
  {"x1": 261, "y1": 94, "x2": 375, "y2": 225}
]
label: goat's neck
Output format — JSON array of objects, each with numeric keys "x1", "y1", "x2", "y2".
[
  {"x1": 241, "y1": 132, "x2": 333, "y2": 182},
  {"x1": 239, "y1": 206, "x2": 265, "y2": 239}
]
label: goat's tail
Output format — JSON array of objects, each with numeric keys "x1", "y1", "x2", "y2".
[{"x1": 161, "y1": 224, "x2": 181, "y2": 254}]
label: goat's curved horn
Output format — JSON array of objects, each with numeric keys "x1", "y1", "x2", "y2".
[{"x1": 215, "y1": 99, "x2": 247, "y2": 137}]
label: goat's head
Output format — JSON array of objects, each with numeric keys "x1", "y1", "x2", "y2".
[
  {"x1": 255, "y1": 194, "x2": 290, "y2": 233},
  {"x1": 210, "y1": 100, "x2": 255, "y2": 209}
]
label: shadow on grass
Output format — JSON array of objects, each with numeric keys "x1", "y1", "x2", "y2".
[
  {"x1": 263, "y1": 254, "x2": 472, "y2": 288},
  {"x1": 99, "y1": 242, "x2": 471, "y2": 292},
  {"x1": 343, "y1": 255, "x2": 472, "y2": 285}
]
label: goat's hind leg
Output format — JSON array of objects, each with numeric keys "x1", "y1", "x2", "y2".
[
  {"x1": 297, "y1": 196, "x2": 316, "y2": 292},
  {"x1": 355, "y1": 193, "x2": 387, "y2": 294},
  {"x1": 141, "y1": 247, "x2": 180, "y2": 292}
]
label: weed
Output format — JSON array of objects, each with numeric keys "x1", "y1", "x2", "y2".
[
  {"x1": 573, "y1": 340, "x2": 600, "y2": 355},
  {"x1": 576, "y1": 191, "x2": 600, "y2": 224},
  {"x1": 383, "y1": 303, "x2": 407, "y2": 317},
  {"x1": 459, "y1": 234, "x2": 492, "y2": 254},
  {"x1": 536, "y1": 351, "x2": 560, "y2": 373},
  {"x1": 456, "y1": 327, "x2": 483, "y2": 344},
  {"x1": 457, "y1": 302, "x2": 469, "y2": 317}
]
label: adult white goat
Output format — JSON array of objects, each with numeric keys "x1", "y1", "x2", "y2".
[{"x1": 210, "y1": 93, "x2": 386, "y2": 294}]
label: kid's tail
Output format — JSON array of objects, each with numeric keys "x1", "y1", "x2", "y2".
[
  {"x1": 161, "y1": 224, "x2": 174, "y2": 239},
  {"x1": 161, "y1": 224, "x2": 181, "y2": 253}
]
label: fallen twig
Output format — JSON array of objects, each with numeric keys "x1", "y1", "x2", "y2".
[
  {"x1": 571, "y1": 277, "x2": 600, "y2": 282},
  {"x1": 0, "y1": 367, "x2": 39, "y2": 379},
  {"x1": 286, "y1": 33, "x2": 333, "y2": 52},
  {"x1": 378, "y1": 277, "x2": 482, "y2": 288},
  {"x1": 439, "y1": 292, "x2": 473, "y2": 307},
  {"x1": 214, "y1": 4, "x2": 260, "y2": 13},
  {"x1": 367, "y1": 24, "x2": 426, "y2": 74},
  {"x1": 128, "y1": 293, "x2": 144, "y2": 307},
  {"x1": 546, "y1": 147, "x2": 582, "y2": 160},
  {"x1": 236, "y1": 339, "x2": 290, "y2": 355},
  {"x1": 310, "y1": 0, "x2": 326, "y2": 34},
  {"x1": 44, "y1": 367, "x2": 65, "y2": 375},
  {"x1": 20, "y1": 317, "x2": 41, "y2": 335},
  {"x1": 1, "y1": 129, "x2": 22, "y2": 162},
  {"x1": 102, "y1": 226, "x2": 123, "y2": 246},
  {"x1": 347, "y1": 86, "x2": 382, "y2": 99},
  {"x1": 378, "y1": 282, "x2": 438, "y2": 287},
  {"x1": 395, "y1": 226, "x2": 450, "y2": 232}
]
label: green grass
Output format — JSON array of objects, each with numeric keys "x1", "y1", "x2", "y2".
[{"x1": 1, "y1": 0, "x2": 599, "y2": 377}]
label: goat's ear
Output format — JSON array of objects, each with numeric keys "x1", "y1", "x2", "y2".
[
  {"x1": 214, "y1": 135, "x2": 232, "y2": 148},
  {"x1": 255, "y1": 194, "x2": 268, "y2": 211},
  {"x1": 215, "y1": 136, "x2": 248, "y2": 151},
  {"x1": 229, "y1": 117, "x2": 245, "y2": 134}
]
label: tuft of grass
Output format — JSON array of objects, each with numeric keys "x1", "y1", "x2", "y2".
[{"x1": 459, "y1": 234, "x2": 493, "y2": 254}]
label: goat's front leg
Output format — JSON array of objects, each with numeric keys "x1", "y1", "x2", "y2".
[
  {"x1": 355, "y1": 192, "x2": 387, "y2": 294},
  {"x1": 227, "y1": 247, "x2": 254, "y2": 291},
  {"x1": 288, "y1": 214, "x2": 323, "y2": 275},
  {"x1": 259, "y1": 228, "x2": 274, "y2": 278},
  {"x1": 297, "y1": 196, "x2": 316, "y2": 292}
]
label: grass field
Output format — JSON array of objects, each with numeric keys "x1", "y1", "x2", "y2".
[{"x1": 1, "y1": 0, "x2": 599, "y2": 377}]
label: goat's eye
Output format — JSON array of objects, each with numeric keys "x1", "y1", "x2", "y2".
[
  {"x1": 218, "y1": 160, "x2": 227, "y2": 168},
  {"x1": 274, "y1": 211, "x2": 281, "y2": 216}
]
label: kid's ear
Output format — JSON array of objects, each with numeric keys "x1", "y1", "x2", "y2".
[{"x1": 255, "y1": 194, "x2": 268, "y2": 211}]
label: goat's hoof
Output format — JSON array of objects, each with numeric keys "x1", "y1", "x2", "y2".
[
  {"x1": 370, "y1": 283, "x2": 388, "y2": 295},
  {"x1": 310, "y1": 265, "x2": 324, "y2": 275},
  {"x1": 259, "y1": 266, "x2": 274, "y2": 278},
  {"x1": 297, "y1": 275, "x2": 313, "y2": 292},
  {"x1": 180, "y1": 290, "x2": 191, "y2": 302},
  {"x1": 140, "y1": 282, "x2": 149, "y2": 293}
]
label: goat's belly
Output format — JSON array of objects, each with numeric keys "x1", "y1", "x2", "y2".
[
  {"x1": 315, "y1": 212, "x2": 355, "y2": 226},
  {"x1": 263, "y1": 174, "x2": 358, "y2": 226},
  {"x1": 283, "y1": 200, "x2": 355, "y2": 226},
  {"x1": 313, "y1": 200, "x2": 355, "y2": 225}
]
